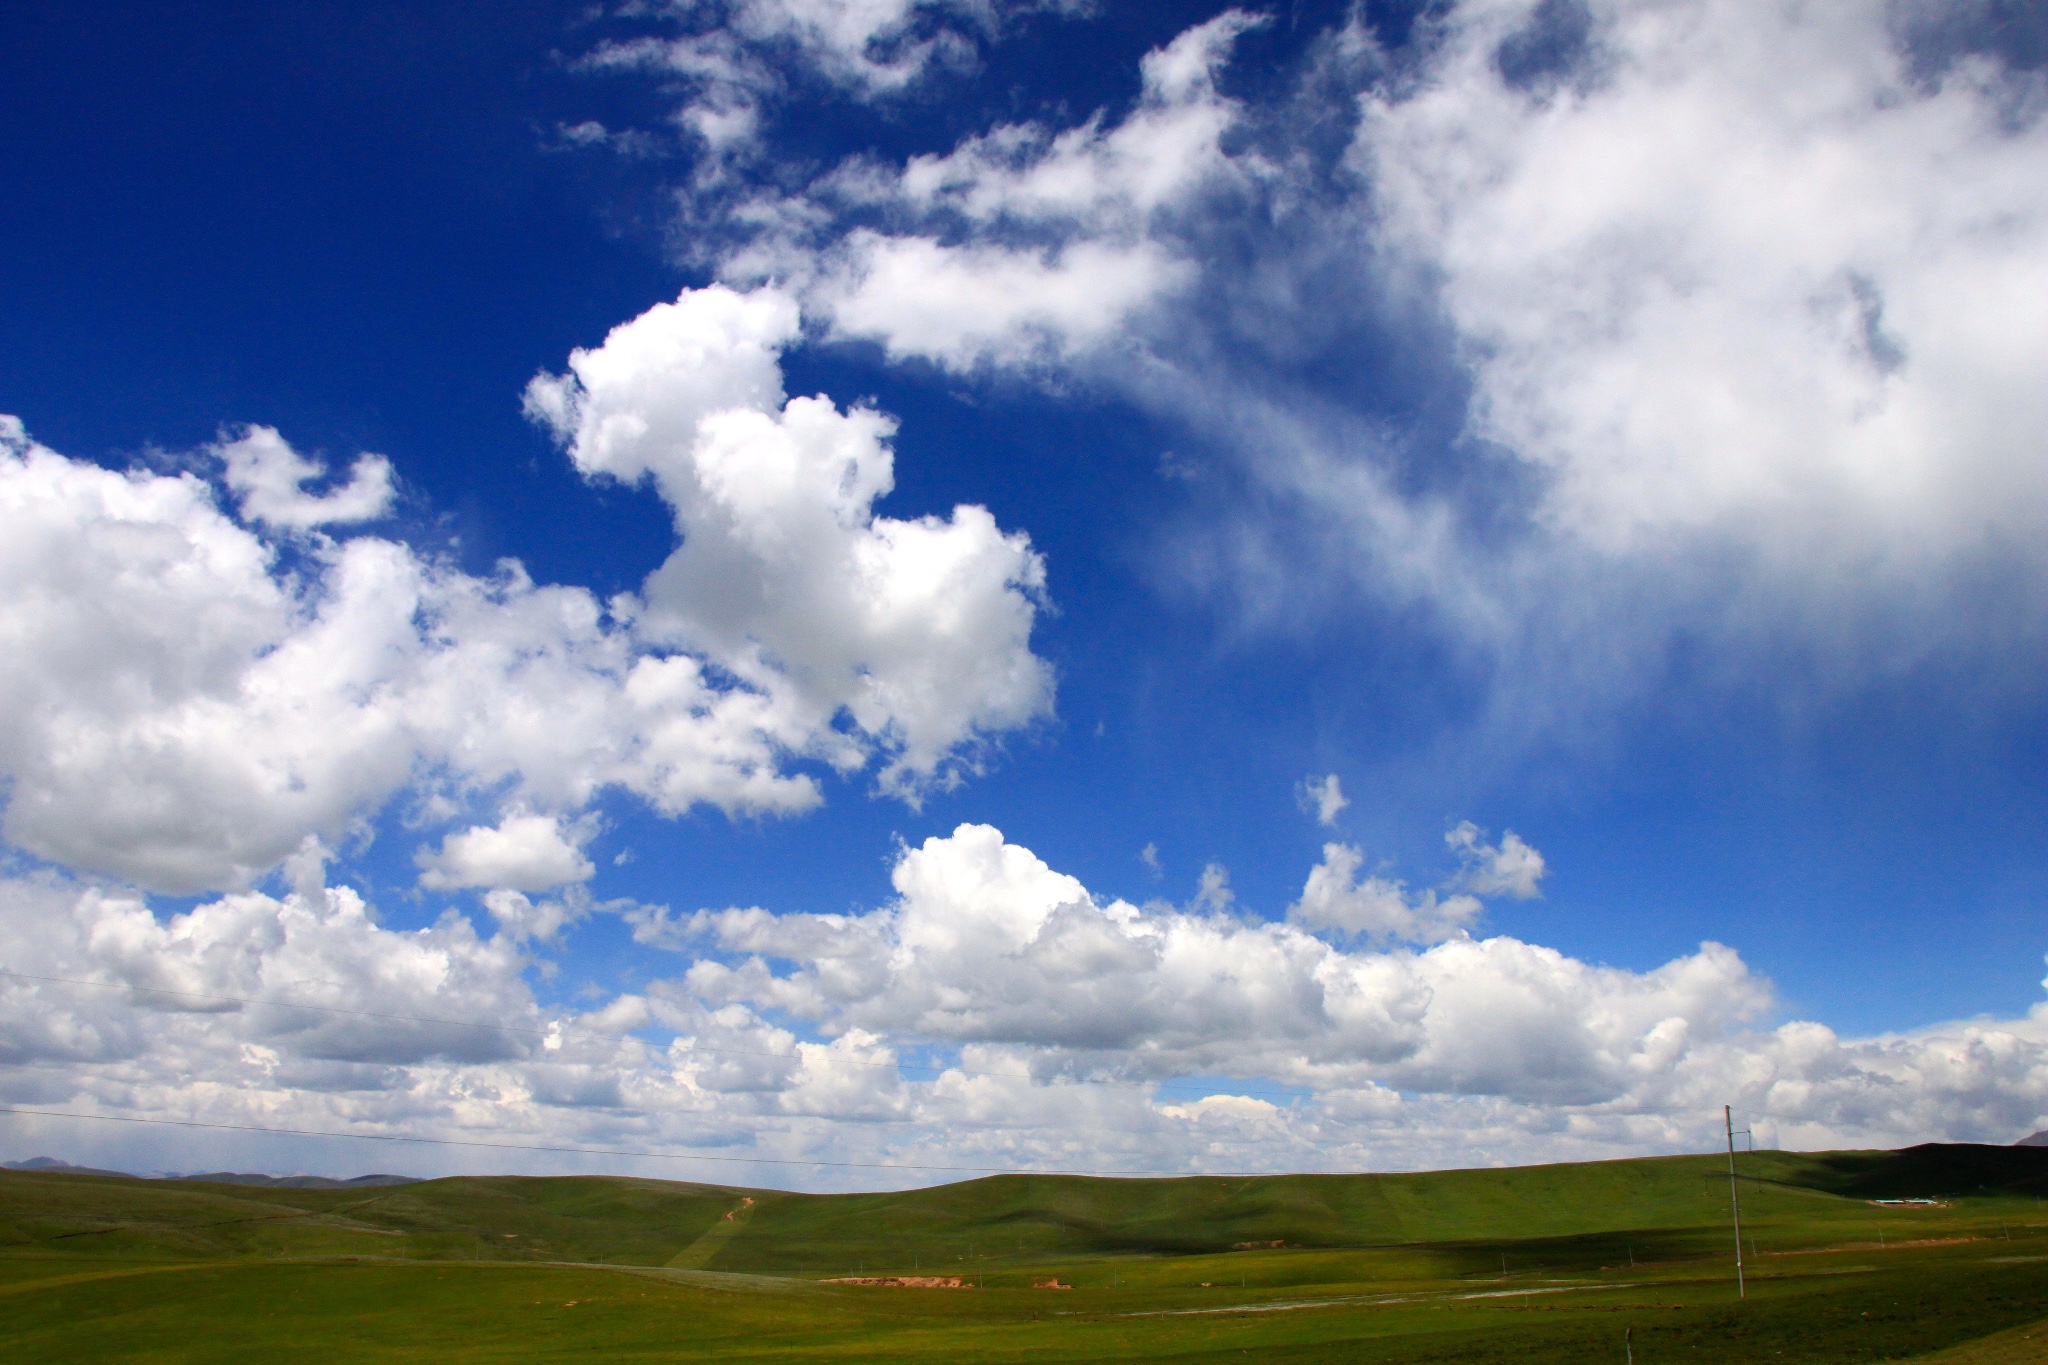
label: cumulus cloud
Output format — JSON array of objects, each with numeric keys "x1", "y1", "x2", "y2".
[
  {"x1": 1299, "y1": 773, "x2": 1348, "y2": 826},
  {"x1": 478, "y1": 888, "x2": 591, "y2": 944},
  {"x1": 674, "y1": 824, "x2": 1747, "y2": 1103},
  {"x1": 1446, "y1": 821, "x2": 1546, "y2": 899},
  {"x1": 596, "y1": 824, "x2": 2048, "y2": 1150},
  {"x1": 1191, "y1": 861, "x2": 1235, "y2": 914},
  {"x1": 417, "y1": 813, "x2": 595, "y2": 893},
  {"x1": 5, "y1": 828, "x2": 2048, "y2": 1181},
  {"x1": 0, "y1": 875, "x2": 537, "y2": 1072},
  {"x1": 1290, "y1": 827, "x2": 1540, "y2": 945},
  {"x1": 1290, "y1": 842, "x2": 1484, "y2": 945},
  {"x1": 215, "y1": 425, "x2": 395, "y2": 529},
  {"x1": 523, "y1": 284, "x2": 1053, "y2": 792},
  {"x1": 0, "y1": 292, "x2": 1048, "y2": 891},
  {"x1": 0, "y1": 422, "x2": 797, "y2": 890}
]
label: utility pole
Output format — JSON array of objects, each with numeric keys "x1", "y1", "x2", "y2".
[{"x1": 1726, "y1": 1105, "x2": 1746, "y2": 1300}]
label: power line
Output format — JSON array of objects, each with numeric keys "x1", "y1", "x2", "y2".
[
  {"x1": 1737, "y1": 1108, "x2": 1835, "y2": 1127},
  {"x1": 0, "y1": 1105, "x2": 1258, "y2": 1179},
  {"x1": 0, "y1": 968, "x2": 1312, "y2": 1106}
]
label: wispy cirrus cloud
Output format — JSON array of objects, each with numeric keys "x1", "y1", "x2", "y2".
[
  {"x1": 665, "y1": 1, "x2": 2048, "y2": 712},
  {"x1": 579, "y1": 0, "x2": 1092, "y2": 174}
]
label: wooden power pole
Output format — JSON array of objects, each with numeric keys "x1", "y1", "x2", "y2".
[{"x1": 1726, "y1": 1104, "x2": 1746, "y2": 1300}]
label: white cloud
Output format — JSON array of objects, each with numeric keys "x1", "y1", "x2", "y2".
[
  {"x1": 880, "y1": 9, "x2": 1261, "y2": 223},
  {"x1": 629, "y1": 823, "x2": 2048, "y2": 1145},
  {"x1": 633, "y1": 0, "x2": 981, "y2": 104},
  {"x1": 0, "y1": 875, "x2": 537, "y2": 1072},
  {"x1": 1290, "y1": 827, "x2": 1542, "y2": 947},
  {"x1": 721, "y1": 10, "x2": 1262, "y2": 370},
  {"x1": 0, "y1": 425, "x2": 396, "y2": 890},
  {"x1": 216, "y1": 425, "x2": 394, "y2": 529},
  {"x1": 1354, "y1": 0, "x2": 2048, "y2": 568},
  {"x1": 1298, "y1": 773, "x2": 1349, "y2": 826},
  {"x1": 692, "y1": 3, "x2": 2048, "y2": 700},
  {"x1": 524, "y1": 283, "x2": 1054, "y2": 793},
  {"x1": 812, "y1": 233, "x2": 1186, "y2": 370},
  {"x1": 479, "y1": 889, "x2": 589, "y2": 945},
  {"x1": 676, "y1": 824, "x2": 1740, "y2": 1099},
  {"x1": 1192, "y1": 861, "x2": 1234, "y2": 913},
  {"x1": 1446, "y1": 821, "x2": 1546, "y2": 899},
  {"x1": 721, "y1": 0, "x2": 974, "y2": 94},
  {"x1": 0, "y1": 292, "x2": 1048, "y2": 891},
  {"x1": 1290, "y1": 842, "x2": 1484, "y2": 945},
  {"x1": 417, "y1": 813, "x2": 595, "y2": 893},
  {"x1": 0, "y1": 426, "x2": 803, "y2": 891},
  {"x1": 581, "y1": 0, "x2": 1084, "y2": 174},
  {"x1": 5, "y1": 832, "x2": 2048, "y2": 1183}
]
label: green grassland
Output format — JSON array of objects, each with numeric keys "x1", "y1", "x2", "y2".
[{"x1": 4, "y1": 1145, "x2": 2047, "y2": 1361}]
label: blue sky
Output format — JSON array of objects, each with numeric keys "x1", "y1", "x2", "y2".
[{"x1": 3, "y1": 0, "x2": 2047, "y2": 1182}]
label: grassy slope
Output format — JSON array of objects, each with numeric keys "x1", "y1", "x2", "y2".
[
  {"x1": 1915, "y1": 1316, "x2": 2048, "y2": 1364},
  {"x1": 701, "y1": 1145, "x2": 2048, "y2": 1275},
  {"x1": 3, "y1": 1145, "x2": 2047, "y2": 1361},
  {"x1": 8, "y1": 1145, "x2": 2042, "y2": 1272},
  {"x1": 4, "y1": 1241, "x2": 2046, "y2": 1363},
  {"x1": 0, "y1": 1170, "x2": 744, "y2": 1265}
]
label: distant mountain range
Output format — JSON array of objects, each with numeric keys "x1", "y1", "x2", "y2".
[
  {"x1": 2, "y1": 1156, "x2": 136, "y2": 1179},
  {"x1": 2017, "y1": 1132, "x2": 2048, "y2": 1148},
  {"x1": 2, "y1": 1156, "x2": 419, "y2": 1188}
]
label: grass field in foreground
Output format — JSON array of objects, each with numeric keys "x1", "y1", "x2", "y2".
[{"x1": 3, "y1": 1144, "x2": 2047, "y2": 1361}]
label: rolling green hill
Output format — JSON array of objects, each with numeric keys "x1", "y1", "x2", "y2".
[
  {"x1": 5, "y1": 1144, "x2": 2046, "y2": 1273},
  {"x1": 4, "y1": 1144, "x2": 2047, "y2": 1361}
]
